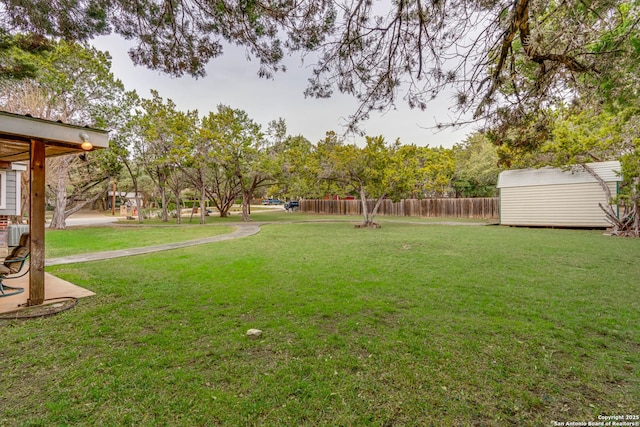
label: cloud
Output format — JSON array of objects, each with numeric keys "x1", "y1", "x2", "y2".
[{"x1": 90, "y1": 35, "x2": 473, "y2": 147}]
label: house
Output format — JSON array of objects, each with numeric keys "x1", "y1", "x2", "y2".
[
  {"x1": 107, "y1": 191, "x2": 143, "y2": 209},
  {"x1": 496, "y1": 161, "x2": 622, "y2": 228},
  {"x1": 0, "y1": 162, "x2": 27, "y2": 256},
  {"x1": 0, "y1": 161, "x2": 26, "y2": 217}
]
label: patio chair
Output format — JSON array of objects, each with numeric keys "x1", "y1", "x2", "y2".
[{"x1": 0, "y1": 233, "x2": 30, "y2": 298}]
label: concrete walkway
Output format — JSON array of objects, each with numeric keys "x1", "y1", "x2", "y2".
[{"x1": 46, "y1": 223, "x2": 261, "y2": 266}]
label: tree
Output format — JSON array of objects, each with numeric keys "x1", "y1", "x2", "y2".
[
  {"x1": 0, "y1": 40, "x2": 126, "y2": 229},
  {"x1": 3, "y1": 0, "x2": 637, "y2": 137},
  {"x1": 452, "y1": 133, "x2": 501, "y2": 197},
  {"x1": 104, "y1": 90, "x2": 144, "y2": 223},
  {"x1": 413, "y1": 146, "x2": 456, "y2": 198},
  {"x1": 541, "y1": 107, "x2": 640, "y2": 236},
  {"x1": 268, "y1": 134, "x2": 315, "y2": 200},
  {"x1": 134, "y1": 91, "x2": 195, "y2": 223},
  {"x1": 198, "y1": 112, "x2": 239, "y2": 219},
  {"x1": 619, "y1": 143, "x2": 640, "y2": 236},
  {"x1": 260, "y1": 118, "x2": 318, "y2": 201},
  {"x1": 316, "y1": 136, "x2": 457, "y2": 227},
  {"x1": 200, "y1": 105, "x2": 269, "y2": 222},
  {"x1": 327, "y1": 136, "x2": 412, "y2": 228},
  {"x1": 0, "y1": 31, "x2": 52, "y2": 80},
  {"x1": 0, "y1": 0, "x2": 335, "y2": 78},
  {"x1": 166, "y1": 110, "x2": 199, "y2": 223},
  {"x1": 309, "y1": 131, "x2": 350, "y2": 199},
  {"x1": 179, "y1": 116, "x2": 221, "y2": 224},
  {"x1": 496, "y1": 102, "x2": 640, "y2": 236}
]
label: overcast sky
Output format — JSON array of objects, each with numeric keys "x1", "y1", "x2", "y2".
[{"x1": 90, "y1": 35, "x2": 476, "y2": 148}]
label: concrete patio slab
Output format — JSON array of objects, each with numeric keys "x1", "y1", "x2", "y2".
[{"x1": 0, "y1": 271, "x2": 95, "y2": 315}]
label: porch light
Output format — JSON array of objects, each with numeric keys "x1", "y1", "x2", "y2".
[{"x1": 79, "y1": 132, "x2": 93, "y2": 151}]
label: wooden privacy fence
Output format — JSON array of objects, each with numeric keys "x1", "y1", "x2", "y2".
[{"x1": 300, "y1": 198, "x2": 499, "y2": 219}]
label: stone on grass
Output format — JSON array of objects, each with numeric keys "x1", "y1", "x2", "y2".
[{"x1": 246, "y1": 329, "x2": 263, "y2": 339}]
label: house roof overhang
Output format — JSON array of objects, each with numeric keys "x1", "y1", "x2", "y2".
[
  {"x1": 0, "y1": 111, "x2": 109, "y2": 307},
  {"x1": 0, "y1": 111, "x2": 109, "y2": 161}
]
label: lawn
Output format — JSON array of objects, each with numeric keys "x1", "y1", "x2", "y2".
[
  {"x1": 45, "y1": 224, "x2": 233, "y2": 258},
  {"x1": 2, "y1": 221, "x2": 639, "y2": 426},
  {"x1": 137, "y1": 208, "x2": 493, "y2": 225}
]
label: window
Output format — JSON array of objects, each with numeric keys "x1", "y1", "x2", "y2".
[{"x1": 0, "y1": 171, "x2": 6, "y2": 209}]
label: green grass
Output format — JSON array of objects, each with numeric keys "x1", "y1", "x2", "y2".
[
  {"x1": 45, "y1": 224, "x2": 233, "y2": 258},
  {"x1": 137, "y1": 209, "x2": 358, "y2": 224},
  {"x1": 2, "y1": 222, "x2": 639, "y2": 426},
  {"x1": 136, "y1": 207, "x2": 493, "y2": 225}
]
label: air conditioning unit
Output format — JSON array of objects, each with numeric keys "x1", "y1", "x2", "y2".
[{"x1": 8, "y1": 224, "x2": 29, "y2": 247}]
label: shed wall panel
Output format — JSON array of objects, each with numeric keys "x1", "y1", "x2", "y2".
[{"x1": 500, "y1": 182, "x2": 616, "y2": 227}]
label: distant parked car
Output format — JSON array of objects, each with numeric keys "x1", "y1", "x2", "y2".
[
  {"x1": 284, "y1": 201, "x2": 299, "y2": 211},
  {"x1": 262, "y1": 198, "x2": 283, "y2": 205}
]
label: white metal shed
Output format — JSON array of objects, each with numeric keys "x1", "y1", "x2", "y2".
[{"x1": 497, "y1": 161, "x2": 622, "y2": 227}]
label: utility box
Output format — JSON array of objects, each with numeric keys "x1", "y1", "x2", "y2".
[{"x1": 8, "y1": 224, "x2": 29, "y2": 247}]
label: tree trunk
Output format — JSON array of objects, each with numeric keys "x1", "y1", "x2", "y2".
[
  {"x1": 357, "y1": 184, "x2": 385, "y2": 228},
  {"x1": 359, "y1": 185, "x2": 370, "y2": 225},
  {"x1": 200, "y1": 174, "x2": 206, "y2": 224},
  {"x1": 63, "y1": 188, "x2": 108, "y2": 218},
  {"x1": 241, "y1": 190, "x2": 251, "y2": 221},
  {"x1": 581, "y1": 163, "x2": 638, "y2": 237},
  {"x1": 632, "y1": 178, "x2": 639, "y2": 237},
  {"x1": 135, "y1": 192, "x2": 143, "y2": 223},
  {"x1": 49, "y1": 164, "x2": 68, "y2": 229},
  {"x1": 122, "y1": 159, "x2": 143, "y2": 224},
  {"x1": 218, "y1": 195, "x2": 230, "y2": 217},
  {"x1": 175, "y1": 191, "x2": 182, "y2": 224},
  {"x1": 369, "y1": 195, "x2": 386, "y2": 226},
  {"x1": 160, "y1": 184, "x2": 168, "y2": 222},
  {"x1": 213, "y1": 188, "x2": 238, "y2": 217}
]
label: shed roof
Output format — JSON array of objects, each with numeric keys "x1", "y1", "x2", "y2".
[{"x1": 497, "y1": 161, "x2": 622, "y2": 189}]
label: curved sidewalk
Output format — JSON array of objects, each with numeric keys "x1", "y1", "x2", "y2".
[{"x1": 45, "y1": 223, "x2": 262, "y2": 266}]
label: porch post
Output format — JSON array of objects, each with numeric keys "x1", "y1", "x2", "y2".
[{"x1": 28, "y1": 139, "x2": 46, "y2": 306}]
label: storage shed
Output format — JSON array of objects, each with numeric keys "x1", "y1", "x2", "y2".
[{"x1": 497, "y1": 161, "x2": 622, "y2": 228}]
